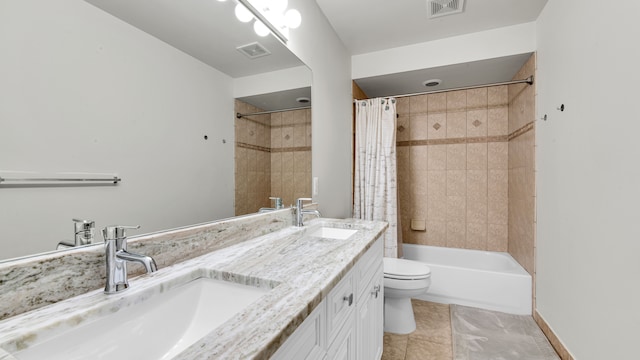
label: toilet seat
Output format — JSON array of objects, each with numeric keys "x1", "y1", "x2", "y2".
[{"x1": 383, "y1": 258, "x2": 431, "y2": 280}]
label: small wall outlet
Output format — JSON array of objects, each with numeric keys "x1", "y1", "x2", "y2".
[{"x1": 313, "y1": 177, "x2": 319, "y2": 196}]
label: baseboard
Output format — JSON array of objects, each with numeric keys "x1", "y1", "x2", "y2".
[{"x1": 534, "y1": 310, "x2": 575, "y2": 360}]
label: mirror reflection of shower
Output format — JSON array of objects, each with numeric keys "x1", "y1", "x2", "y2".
[{"x1": 234, "y1": 90, "x2": 312, "y2": 216}]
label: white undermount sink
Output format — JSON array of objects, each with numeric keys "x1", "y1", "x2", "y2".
[
  {"x1": 13, "y1": 277, "x2": 269, "y2": 360},
  {"x1": 310, "y1": 227, "x2": 358, "y2": 240}
]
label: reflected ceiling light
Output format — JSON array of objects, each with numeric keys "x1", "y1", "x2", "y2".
[
  {"x1": 285, "y1": 9, "x2": 302, "y2": 28},
  {"x1": 253, "y1": 21, "x2": 271, "y2": 37},
  {"x1": 235, "y1": 3, "x2": 254, "y2": 22},
  {"x1": 264, "y1": 0, "x2": 288, "y2": 14},
  {"x1": 235, "y1": 0, "x2": 301, "y2": 43}
]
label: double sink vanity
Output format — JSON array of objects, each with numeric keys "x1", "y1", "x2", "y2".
[{"x1": 0, "y1": 210, "x2": 387, "y2": 359}]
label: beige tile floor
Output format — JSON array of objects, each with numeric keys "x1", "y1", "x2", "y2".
[{"x1": 382, "y1": 300, "x2": 453, "y2": 360}]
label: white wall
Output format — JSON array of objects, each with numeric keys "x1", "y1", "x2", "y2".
[
  {"x1": 0, "y1": 0, "x2": 235, "y2": 260},
  {"x1": 286, "y1": 0, "x2": 353, "y2": 218},
  {"x1": 233, "y1": 65, "x2": 311, "y2": 98},
  {"x1": 536, "y1": 1, "x2": 640, "y2": 358},
  {"x1": 352, "y1": 22, "x2": 536, "y2": 79}
]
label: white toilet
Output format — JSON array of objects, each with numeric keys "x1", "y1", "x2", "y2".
[{"x1": 383, "y1": 257, "x2": 431, "y2": 334}]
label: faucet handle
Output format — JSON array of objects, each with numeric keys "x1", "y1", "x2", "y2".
[
  {"x1": 296, "y1": 197, "x2": 312, "y2": 205},
  {"x1": 102, "y1": 225, "x2": 140, "y2": 241},
  {"x1": 73, "y1": 218, "x2": 95, "y2": 231},
  {"x1": 73, "y1": 218, "x2": 95, "y2": 245},
  {"x1": 269, "y1": 197, "x2": 283, "y2": 209},
  {"x1": 73, "y1": 218, "x2": 95, "y2": 224}
]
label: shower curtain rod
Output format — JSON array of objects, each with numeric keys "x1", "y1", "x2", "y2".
[
  {"x1": 354, "y1": 76, "x2": 534, "y2": 102},
  {"x1": 236, "y1": 105, "x2": 311, "y2": 119}
]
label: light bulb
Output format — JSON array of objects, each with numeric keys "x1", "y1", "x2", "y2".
[
  {"x1": 285, "y1": 9, "x2": 301, "y2": 28},
  {"x1": 253, "y1": 20, "x2": 270, "y2": 37},
  {"x1": 235, "y1": 4, "x2": 254, "y2": 23},
  {"x1": 266, "y1": 0, "x2": 288, "y2": 14},
  {"x1": 268, "y1": 11, "x2": 286, "y2": 30},
  {"x1": 250, "y1": 0, "x2": 267, "y2": 12}
]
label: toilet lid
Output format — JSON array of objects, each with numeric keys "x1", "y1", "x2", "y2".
[{"x1": 383, "y1": 257, "x2": 431, "y2": 280}]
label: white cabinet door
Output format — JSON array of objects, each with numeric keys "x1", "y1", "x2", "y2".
[
  {"x1": 272, "y1": 237, "x2": 384, "y2": 360},
  {"x1": 356, "y1": 264, "x2": 383, "y2": 360},
  {"x1": 271, "y1": 299, "x2": 326, "y2": 360},
  {"x1": 372, "y1": 266, "x2": 384, "y2": 360},
  {"x1": 326, "y1": 312, "x2": 356, "y2": 360}
]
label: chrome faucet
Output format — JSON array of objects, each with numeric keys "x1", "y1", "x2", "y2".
[
  {"x1": 56, "y1": 218, "x2": 95, "y2": 249},
  {"x1": 296, "y1": 198, "x2": 322, "y2": 227},
  {"x1": 74, "y1": 218, "x2": 95, "y2": 245},
  {"x1": 103, "y1": 225, "x2": 157, "y2": 294},
  {"x1": 258, "y1": 197, "x2": 284, "y2": 213}
]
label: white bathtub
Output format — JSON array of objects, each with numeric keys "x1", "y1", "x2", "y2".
[{"x1": 403, "y1": 244, "x2": 532, "y2": 315}]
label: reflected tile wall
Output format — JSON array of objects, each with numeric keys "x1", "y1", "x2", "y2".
[
  {"x1": 397, "y1": 85, "x2": 509, "y2": 251},
  {"x1": 271, "y1": 108, "x2": 312, "y2": 208},
  {"x1": 235, "y1": 102, "x2": 312, "y2": 215},
  {"x1": 235, "y1": 100, "x2": 271, "y2": 216}
]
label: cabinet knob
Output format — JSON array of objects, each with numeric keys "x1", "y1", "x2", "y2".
[
  {"x1": 371, "y1": 285, "x2": 381, "y2": 298},
  {"x1": 343, "y1": 293, "x2": 354, "y2": 306}
]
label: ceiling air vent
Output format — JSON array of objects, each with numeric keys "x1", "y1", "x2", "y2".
[
  {"x1": 428, "y1": 0, "x2": 465, "y2": 18},
  {"x1": 236, "y1": 42, "x2": 271, "y2": 59}
]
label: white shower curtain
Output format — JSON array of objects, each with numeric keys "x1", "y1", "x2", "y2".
[{"x1": 353, "y1": 98, "x2": 399, "y2": 258}]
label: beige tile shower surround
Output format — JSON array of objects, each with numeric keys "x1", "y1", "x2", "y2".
[
  {"x1": 234, "y1": 100, "x2": 311, "y2": 216},
  {"x1": 397, "y1": 54, "x2": 536, "y2": 271},
  {"x1": 507, "y1": 54, "x2": 536, "y2": 277},
  {"x1": 397, "y1": 86, "x2": 511, "y2": 252}
]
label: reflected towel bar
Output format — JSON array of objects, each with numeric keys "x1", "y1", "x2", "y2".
[
  {"x1": 237, "y1": 105, "x2": 311, "y2": 119},
  {"x1": 0, "y1": 176, "x2": 121, "y2": 184}
]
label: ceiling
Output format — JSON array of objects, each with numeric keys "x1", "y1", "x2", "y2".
[
  {"x1": 237, "y1": 87, "x2": 312, "y2": 112},
  {"x1": 84, "y1": 0, "x2": 548, "y2": 105},
  {"x1": 85, "y1": 0, "x2": 304, "y2": 78},
  {"x1": 315, "y1": 0, "x2": 548, "y2": 55},
  {"x1": 354, "y1": 53, "x2": 533, "y2": 98},
  {"x1": 316, "y1": 0, "x2": 546, "y2": 98}
]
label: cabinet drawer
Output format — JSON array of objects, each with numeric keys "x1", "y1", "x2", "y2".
[
  {"x1": 356, "y1": 237, "x2": 383, "y2": 299},
  {"x1": 326, "y1": 270, "x2": 355, "y2": 345},
  {"x1": 271, "y1": 299, "x2": 326, "y2": 360}
]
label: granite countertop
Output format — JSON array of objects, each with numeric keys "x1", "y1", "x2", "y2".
[{"x1": 0, "y1": 218, "x2": 387, "y2": 360}]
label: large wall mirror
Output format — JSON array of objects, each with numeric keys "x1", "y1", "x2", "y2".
[{"x1": 0, "y1": 0, "x2": 311, "y2": 261}]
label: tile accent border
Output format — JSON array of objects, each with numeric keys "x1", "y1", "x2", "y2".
[
  {"x1": 271, "y1": 146, "x2": 312, "y2": 153},
  {"x1": 270, "y1": 122, "x2": 311, "y2": 129},
  {"x1": 508, "y1": 121, "x2": 535, "y2": 141},
  {"x1": 237, "y1": 142, "x2": 271, "y2": 153},
  {"x1": 534, "y1": 310, "x2": 575, "y2": 360},
  {"x1": 397, "y1": 135, "x2": 508, "y2": 147},
  {"x1": 396, "y1": 121, "x2": 534, "y2": 147},
  {"x1": 236, "y1": 142, "x2": 311, "y2": 153}
]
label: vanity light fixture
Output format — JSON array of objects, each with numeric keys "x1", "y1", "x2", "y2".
[{"x1": 235, "y1": 0, "x2": 302, "y2": 43}]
